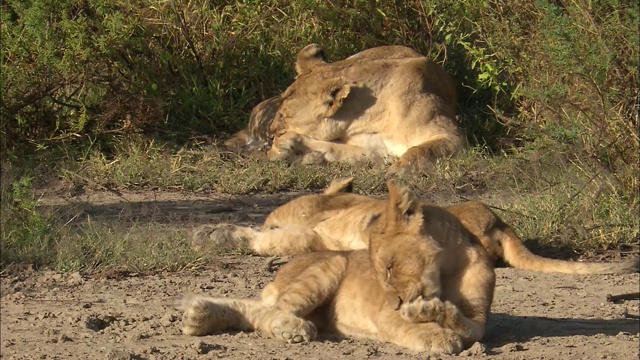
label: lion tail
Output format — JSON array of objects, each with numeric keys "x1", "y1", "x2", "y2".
[
  {"x1": 500, "y1": 226, "x2": 639, "y2": 275},
  {"x1": 224, "y1": 129, "x2": 252, "y2": 150}
]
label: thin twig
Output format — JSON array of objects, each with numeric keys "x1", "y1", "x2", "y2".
[
  {"x1": 554, "y1": 170, "x2": 600, "y2": 216},
  {"x1": 169, "y1": 0, "x2": 208, "y2": 85}
]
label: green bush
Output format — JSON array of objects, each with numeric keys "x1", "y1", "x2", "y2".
[
  {"x1": 2, "y1": 0, "x2": 637, "y2": 195},
  {"x1": 1, "y1": 176, "x2": 58, "y2": 268}
]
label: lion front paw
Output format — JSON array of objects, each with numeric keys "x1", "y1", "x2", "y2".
[
  {"x1": 269, "y1": 314, "x2": 317, "y2": 344},
  {"x1": 429, "y1": 331, "x2": 464, "y2": 355},
  {"x1": 267, "y1": 132, "x2": 305, "y2": 161},
  {"x1": 300, "y1": 150, "x2": 327, "y2": 165},
  {"x1": 400, "y1": 297, "x2": 445, "y2": 324},
  {"x1": 191, "y1": 224, "x2": 248, "y2": 252},
  {"x1": 402, "y1": 325, "x2": 464, "y2": 354}
]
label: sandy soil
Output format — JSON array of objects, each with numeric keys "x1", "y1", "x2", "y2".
[{"x1": 1, "y1": 188, "x2": 638, "y2": 359}]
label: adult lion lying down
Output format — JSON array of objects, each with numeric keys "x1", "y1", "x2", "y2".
[
  {"x1": 193, "y1": 178, "x2": 639, "y2": 275},
  {"x1": 225, "y1": 44, "x2": 465, "y2": 173},
  {"x1": 181, "y1": 181, "x2": 494, "y2": 354}
]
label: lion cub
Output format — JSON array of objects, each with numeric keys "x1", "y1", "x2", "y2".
[
  {"x1": 194, "y1": 177, "x2": 638, "y2": 275},
  {"x1": 181, "y1": 181, "x2": 494, "y2": 354}
]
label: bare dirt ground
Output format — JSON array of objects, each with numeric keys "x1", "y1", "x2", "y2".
[{"x1": 2, "y1": 188, "x2": 639, "y2": 360}]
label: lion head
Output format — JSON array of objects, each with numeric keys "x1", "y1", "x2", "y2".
[{"x1": 368, "y1": 181, "x2": 443, "y2": 310}]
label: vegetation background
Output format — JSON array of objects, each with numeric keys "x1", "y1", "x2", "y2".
[{"x1": 1, "y1": 0, "x2": 638, "y2": 271}]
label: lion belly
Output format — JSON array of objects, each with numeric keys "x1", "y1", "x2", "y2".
[{"x1": 343, "y1": 133, "x2": 408, "y2": 158}]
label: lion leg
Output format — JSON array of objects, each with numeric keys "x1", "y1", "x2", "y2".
[
  {"x1": 299, "y1": 137, "x2": 372, "y2": 164},
  {"x1": 180, "y1": 295, "x2": 317, "y2": 343},
  {"x1": 262, "y1": 253, "x2": 348, "y2": 316},
  {"x1": 192, "y1": 224, "x2": 328, "y2": 256},
  {"x1": 401, "y1": 257, "x2": 494, "y2": 347},
  {"x1": 377, "y1": 313, "x2": 464, "y2": 354},
  {"x1": 387, "y1": 134, "x2": 464, "y2": 175},
  {"x1": 446, "y1": 259, "x2": 495, "y2": 346},
  {"x1": 191, "y1": 223, "x2": 257, "y2": 252},
  {"x1": 252, "y1": 225, "x2": 330, "y2": 255},
  {"x1": 268, "y1": 131, "x2": 373, "y2": 165}
]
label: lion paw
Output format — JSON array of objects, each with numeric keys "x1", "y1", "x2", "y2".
[
  {"x1": 268, "y1": 132, "x2": 305, "y2": 161},
  {"x1": 180, "y1": 296, "x2": 226, "y2": 336},
  {"x1": 400, "y1": 297, "x2": 445, "y2": 324},
  {"x1": 300, "y1": 150, "x2": 327, "y2": 165},
  {"x1": 385, "y1": 161, "x2": 408, "y2": 178},
  {"x1": 269, "y1": 314, "x2": 317, "y2": 344},
  {"x1": 191, "y1": 224, "x2": 247, "y2": 252},
  {"x1": 278, "y1": 132, "x2": 304, "y2": 149},
  {"x1": 429, "y1": 331, "x2": 464, "y2": 355},
  {"x1": 404, "y1": 325, "x2": 464, "y2": 354}
]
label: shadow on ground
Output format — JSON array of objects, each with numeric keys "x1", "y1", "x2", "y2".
[{"x1": 485, "y1": 313, "x2": 640, "y2": 347}]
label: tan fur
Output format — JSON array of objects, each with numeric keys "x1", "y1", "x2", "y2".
[
  {"x1": 182, "y1": 182, "x2": 494, "y2": 354},
  {"x1": 224, "y1": 44, "x2": 464, "y2": 174},
  {"x1": 223, "y1": 43, "x2": 324, "y2": 153},
  {"x1": 192, "y1": 178, "x2": 639, "y2": 275},
  {"x1": 225, "y1": 44, "x2": 412, "y2": 153},
  {"x1": 268, "y1": 45, "x2": 464, "y2": 174},
  {"x1": 445, "y1": 201, "x2": 639, "y2": 274},
  {"x1": 224, "y1": 95, "x2": 280, "y2": 152}
]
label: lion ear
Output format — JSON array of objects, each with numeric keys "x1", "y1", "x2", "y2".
[
  {"x1": 295, "y1": 43, "x2": 327, "y2": 75},
  {"x1": 323, "y1": 177, "x2": 355, "y2": 195},
  {"x1": 385, "y1": 180, "x2": 422, "y2": 228},
  {"x1": 324, "y1": 80, "x2": 351, "y2": 117}
]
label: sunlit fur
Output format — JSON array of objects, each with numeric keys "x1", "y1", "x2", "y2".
[
  {"x1": 182, "y1": 181, "x2": 494, "y2": 354},
  {"x1": 224, "y1": 44, "x2": 465, "y2": 174},
  {"x1": 192, "y1": 177, "x2": 639, "y2": 275}
]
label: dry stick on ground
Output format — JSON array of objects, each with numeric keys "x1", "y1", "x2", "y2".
[
  {"x1": 62, "y1": 169, "x2": 129, "y2": 202},
  {"x1": 606, "y1": 292, "x2": 640, "y2": 303}
]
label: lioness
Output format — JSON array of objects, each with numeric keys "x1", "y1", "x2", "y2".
[
  {"x1": 193, "y1": 178, "x2": 638, "y2": 275},
  {"x1": 225, "y1": 44, "x2": 464, "y2": 173},
  {"x1": 181, "y1": 181, "x2": 494, "y2": 354}
]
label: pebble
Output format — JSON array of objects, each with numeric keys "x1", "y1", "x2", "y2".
[
  {"x1": 501, "y1": 343, "x2": 525, "y2": 352},
  {"x1": 160, "y1": 313, "x2": 177, "y2": 326}
]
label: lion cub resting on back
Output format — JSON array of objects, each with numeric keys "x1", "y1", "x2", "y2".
[
  {"x1": 193, "y1": 178, "x2": 638, "y2": 275},
  {"x1": 181, "y1": 181, "x2": 495, "y2": 354}
]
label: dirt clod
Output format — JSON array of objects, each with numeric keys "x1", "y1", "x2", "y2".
[
  {"x1": 161, "y1": 313, "x2": 178, "y2": 326},
  {"x1": 460, "y1": 342, "x2": 486, "y2": 356},
  {"x1": 501, "y1": 343, "x2": 526, "y2": 352},
  {"x1": 106, "y1": 349, "x2": 136, "y2": 360},
  {"x1": 85, "y1": 314, "x2": 117, "y2": 332}
]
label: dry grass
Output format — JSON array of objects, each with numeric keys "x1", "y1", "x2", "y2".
[
  {"x1": 2, "y1": 141, "x2": 637, "y2": 272},
  {"x1": 2, "y1": 0, "x2": 637, "y2": 272}
]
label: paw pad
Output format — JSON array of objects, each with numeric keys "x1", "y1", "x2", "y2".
[{"x1": 270, "y1": 315, "x2": 317, "y2": 344}]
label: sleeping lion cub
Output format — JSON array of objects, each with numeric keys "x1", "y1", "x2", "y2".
[
  {"x1": 181, "y1": 181, "x2": 494, "y2": 354},
  {"x1": 193, "y1": 177, "x2": 638, "y2": 275}
]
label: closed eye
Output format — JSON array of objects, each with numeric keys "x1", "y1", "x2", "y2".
[{"x1": 386, "y1": 265, "x2": 393, "y2": 281}]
